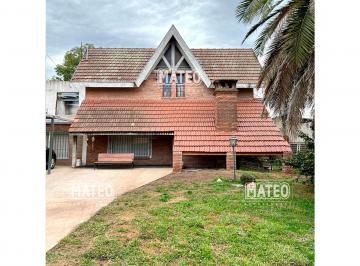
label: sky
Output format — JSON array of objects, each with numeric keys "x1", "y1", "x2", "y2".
[{"x1": 46, "y1": 0, "x2": 259, "y2": 79}]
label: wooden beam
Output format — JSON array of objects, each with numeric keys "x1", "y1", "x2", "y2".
[
  {"x1": 174, "y1": 55, "x2": 185, "y2": 70},
  {"x1": 182, "y1": 152, "x2": 225, "y2": 156},
  {"x1": 182, "y1": 152, "x2": 284, "y2": 156},
  {"x1": 236, "y1": 153, "x2": 284, "y2": 156},
  {"x1": 171, "y1": 42, "x2": 175, "y2": 68},
  {"x1": 162, "y1": 56, "x2": 171, "y2": 69}
]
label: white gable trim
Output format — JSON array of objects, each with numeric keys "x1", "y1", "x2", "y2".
[
  {"x1": 70, "y1": 81, "x2": 136, "y2": 88},
  {"x1": 135, "y1": 25, "x2": 211, "y2": 87},
  {"x1": 236, "y1": 83, "x2": 257, "y2": 89}
]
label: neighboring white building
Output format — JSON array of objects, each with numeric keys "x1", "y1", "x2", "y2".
[
  {"x1": 254, "y1": 87, "x2": 314, "y2": 155},
  {"x1": 46, "y1": 80, "x2": 86, "y2": 165},
  {"x1": 46, "y1": 80, "x2": 85, "y2": 120},
  {"x1": 274, "y1": 117, "x2": 314, "y2": 155}
]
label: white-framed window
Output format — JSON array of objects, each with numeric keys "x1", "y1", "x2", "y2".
[
  {"x1": 108, "y1": 135, "x2": 152, "y2": 158},
  {"x1": 163, "y1": 74, "x2": 171, "y2": 97},
  {"x1": 290, "y1": 143, "x2": 307, "y2": 154},
  {"x1": 176, "y1": 74, "x2": 185, "y2": 97}
]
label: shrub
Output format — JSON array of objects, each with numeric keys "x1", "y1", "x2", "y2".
[{"x1": 240, "y1": 174, "x2": 256, "y2": 185}]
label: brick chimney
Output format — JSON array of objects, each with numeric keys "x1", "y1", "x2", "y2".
[{"x1": 214, "y1": 80, "x2": 238, "y2": 131}]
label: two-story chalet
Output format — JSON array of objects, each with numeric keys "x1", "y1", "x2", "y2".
[{"x1": 68, "y1": 25, "x2": 291, "y2": 172}]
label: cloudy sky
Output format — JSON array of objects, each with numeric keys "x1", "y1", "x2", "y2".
[{"x1": 46, "y1": 0, "x2": 258, "y2": 79}]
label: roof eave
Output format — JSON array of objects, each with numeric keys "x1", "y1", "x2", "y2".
[{"x1": 70, "y1": 81, "x2": 136, "y2": 88}]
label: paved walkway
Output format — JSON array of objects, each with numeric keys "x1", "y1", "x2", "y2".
[{"x1": 46, "y1": 166, "x2": 172, "y2": 251}]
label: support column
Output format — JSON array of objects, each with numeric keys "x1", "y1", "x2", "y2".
[
  {"x1": 173, "y1": 151, "x2": 183, "y2": 172},
  {"x1": 71, "y1": 135, "x2": 78, "y2": 168},
  {"x1": 47, "y1": 117, "x2": 54, "y2": 174},
  {"x1": 226, "y1": 152, "x2": 234, "y2": 170},
  {"x1": 81, "y1": 135, "x2": 87, "y2": 166}
]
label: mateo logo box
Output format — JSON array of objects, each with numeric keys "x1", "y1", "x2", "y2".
[{"x1": 244, "y1": 181, "x2": 291, "y2": 200}]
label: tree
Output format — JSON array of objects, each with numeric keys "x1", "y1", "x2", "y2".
[
  {"x1": 54, "y1": 43, "x2": 94, "y2": 81},
  {"x1": 236, "y1": 0, "x2": 314, "y2": 133}
]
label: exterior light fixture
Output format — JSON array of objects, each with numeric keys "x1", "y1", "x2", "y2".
[
  {"x1": 229, "y1": 136, "x2": 238, "y2": 180},
  {"x1": 230, "y1": 136, "x2": 238, "y2": 147}
]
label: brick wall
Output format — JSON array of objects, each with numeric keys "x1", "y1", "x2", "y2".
[
  {"x1": 183, "y1": 155, "x2": 226, "y2": 169},
  {"x1": 86, "y1": 135, "x2": 108, "y2": 164},
  {"x1": 86, "y1": 135, "x2": 173, "y2": 166},
  {"x1": 237, "y1": 88, "x2": 253, "y2": 99},
  {"x1": 215, "y1": 88, "x2": 238, "y2": 131},
  {"x1": 173, "y1": 151, "x2": 183, "y2": 172},
  {"x1": 134, "y1": 136, "x2": 173, "y2": 166},
  {"x1": 86, "y1": 73, "x2": 215, "y2": 99},
  {"x1": 226, "y1": 152, "x2": 235, "y2": 170},
  {"x1": 46, "y1": 124, "x2": 70, "y2": 132}
]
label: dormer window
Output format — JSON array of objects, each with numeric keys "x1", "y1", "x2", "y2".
[{"x1": 163, "y1": 74, "x2": 171, "y2": 97}]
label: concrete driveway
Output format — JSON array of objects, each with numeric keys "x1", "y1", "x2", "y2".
[{"x1": 46, "y1": 166, "x2": 172, "y2": 251}]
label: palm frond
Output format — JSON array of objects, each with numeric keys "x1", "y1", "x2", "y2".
[
  {"x1": 284, "y1": 0, "x2": 314, "y2": 65},
  {"x1": 241, "y1": 8, "x2": 281, "y2": 44},
  {"x1": 236, "y1": 0, "x2": 277, "y2": 23},
  {"x1": 252, "y1": 2, "x2": 293, "y2": 55},
  {"x1": 237, "y1": 0, "x2": 315, "y2": 132}
]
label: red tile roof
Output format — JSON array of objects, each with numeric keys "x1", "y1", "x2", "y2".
[
  {"x1": 72, "y1": 48, "x2": 261, "y2": 84},
  {"x1": 191, "y1": 49, "x2": 261, "y2": 84},
  {"x1": 69, "y1": 99, "x2": 291, "y2": 154}
]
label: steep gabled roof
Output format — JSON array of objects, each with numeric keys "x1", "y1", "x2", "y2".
[
  {"x1": 69, "y1": 98, "x2": 291, "y2": 154},
  {"x1": 71, "y1": 26, "x2": 262, "y2": 86},
  {"x1": 135, "y1": 25, "x2": 211, "y2": 87},
  {"x1": 72, "y1": 48, "x2": 261, "y2": 85}
]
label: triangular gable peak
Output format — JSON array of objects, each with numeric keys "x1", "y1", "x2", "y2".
[
  {"x1": 135, "y1": 25, "x2": 211, "y2": 87},
  {"x1": 155, "y1": 37, "x2": 192, "y2": 71}
]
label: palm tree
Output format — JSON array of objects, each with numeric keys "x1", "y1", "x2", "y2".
[{"x1": 236, "y1": 0, "x2": 314, "y2": 133}]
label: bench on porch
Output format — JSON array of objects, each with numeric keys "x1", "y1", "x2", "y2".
[{"x1": 94, "y1": 153, "x2": 135, "y2": 169}]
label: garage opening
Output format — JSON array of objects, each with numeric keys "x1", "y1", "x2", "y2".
[{"x1": 183, "y1": 155, "x2": 226, "y2": 169}]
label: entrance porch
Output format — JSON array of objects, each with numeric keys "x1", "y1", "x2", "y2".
[{"x1": 70, "y1": 133, "x2": 173, "y2": 168}]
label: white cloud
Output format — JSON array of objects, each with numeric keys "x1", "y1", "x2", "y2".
[{"x1": 46, "y1": 0, "x2": 257, "y2": 79}]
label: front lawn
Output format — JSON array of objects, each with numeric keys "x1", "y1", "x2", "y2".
[{"x1": 47, "y1": 169, "x2": 314, "y2": 265}]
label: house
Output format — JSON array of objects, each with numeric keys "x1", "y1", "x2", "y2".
[
  {"x1": 68, "y1": 25, "x2": 291, "y2": 172},
  {"x1": 274, "y1": 117, "x2": 314, "y2": 155},
  {"x1": 45, "y1": 80, "x2": 85, "y2": 165}
]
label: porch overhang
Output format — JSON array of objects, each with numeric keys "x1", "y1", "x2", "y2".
[
  {"x1": 69, "y1": 131, "x2": 174, "y2": 136},
  {"x1": 182, "y1": 152, "x2": 285, "y2": 156}
]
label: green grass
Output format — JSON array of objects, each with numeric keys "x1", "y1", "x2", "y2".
[{"x1": 47, "y1": 169, "x2": 314, "y2": 265}]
